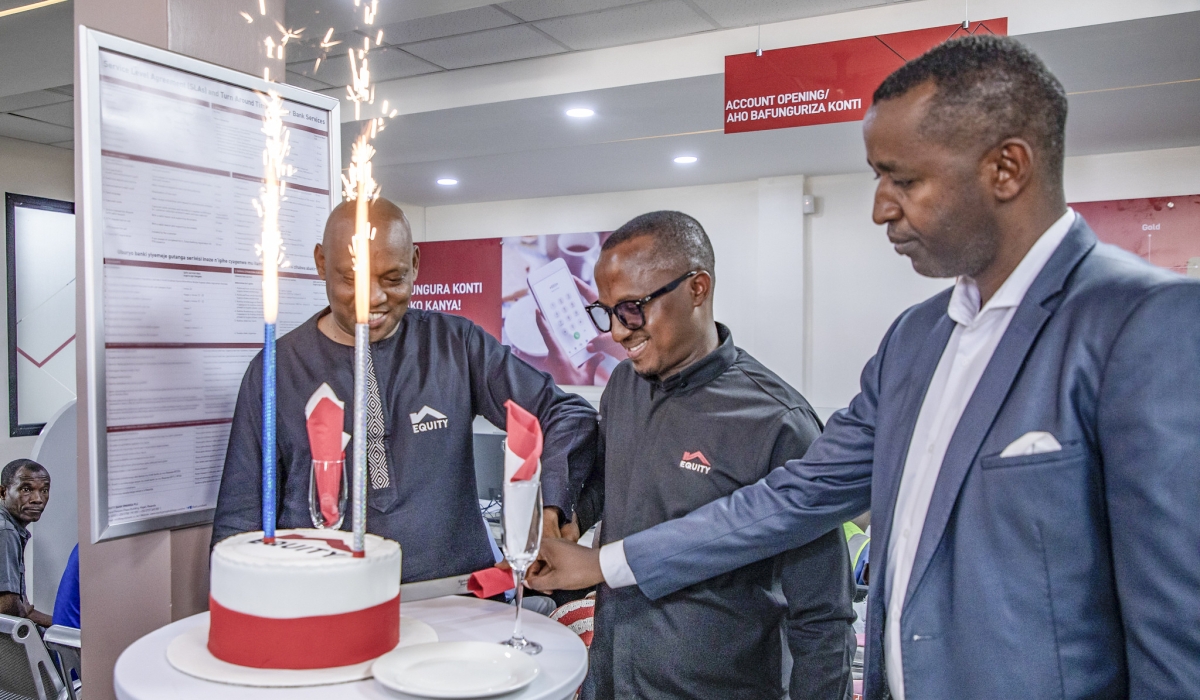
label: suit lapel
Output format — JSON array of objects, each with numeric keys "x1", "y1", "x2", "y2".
[
  {"x1": 874, "y1": 312, "x2": 955, "y2": 607},
  {"x1": 904, "y1": 219, "x2": 1098, "y2": 602}
]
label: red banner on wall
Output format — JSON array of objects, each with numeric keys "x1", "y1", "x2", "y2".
[
  {"x1": 724, "y1": 18, "x2": 1007, "y2": 134},
  {"x1": 410, "y1": 238, "x2": 503, "y2": 339}
]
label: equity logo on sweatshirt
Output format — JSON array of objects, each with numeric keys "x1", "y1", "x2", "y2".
[
  {"x1": 679, "y1": 451, "x2": 712, "y2": 474},
  {"x1": 410, "y1": 406, "x2": 449, "y2": 433}
]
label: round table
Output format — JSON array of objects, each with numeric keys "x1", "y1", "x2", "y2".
[{"x1": 114, "y1": 596, "x2": 588, "y2": 700}]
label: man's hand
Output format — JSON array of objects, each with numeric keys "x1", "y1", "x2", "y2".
[
  {"x1": 542, "y1": 507, "x2": 562, "y2": 541},
  {"x1": 527, "y1": 537, "x2": 606, "y2": 592},
  {"x1": 27, "y1": 607, "x2": 52, "y2": 628},
  {"x1": 560, "y1": 517, "x2": 581, "y2": 543}
]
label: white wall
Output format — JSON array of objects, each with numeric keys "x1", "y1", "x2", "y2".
[
  {"x1": 804, "y1": 145, "x2": 1200, "y2": 418},
  {"x1": 0, "y1": 136, "x2": 74, "y2": 463},
  {"x1": 424, "y1": 177, "x2": 809, "y2": 390},
  {"x1": 422, "y1": 145, "x2": 1200, "y2": 420}
]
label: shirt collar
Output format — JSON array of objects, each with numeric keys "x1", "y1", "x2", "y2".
[
  {"x1": 653, "y1": 323, "x2": 737, "y2": 394},
  {"x1": 948, "y1": 208, "x2": 1076, "y2": 327}
]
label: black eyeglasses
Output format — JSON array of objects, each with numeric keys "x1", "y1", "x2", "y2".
[{"x1": 584, "y1": 270, "x2": 699, "y2": 333}]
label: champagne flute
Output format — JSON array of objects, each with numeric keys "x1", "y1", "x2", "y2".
[
  {"x1": 500, "y1": 478, "x2": 543, "y2": 654},
  {"x1": 309, "y1": 459, "x2": 348, "y2": 529}
]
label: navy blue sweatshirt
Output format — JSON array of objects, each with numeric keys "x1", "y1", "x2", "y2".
[{"x1": 211, "y1": 308, "x2": 598, "y2": 582}]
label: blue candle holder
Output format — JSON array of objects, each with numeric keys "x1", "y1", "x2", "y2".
[{"x1": 262, "y1": 322, "x2": 277, "y2": 543}]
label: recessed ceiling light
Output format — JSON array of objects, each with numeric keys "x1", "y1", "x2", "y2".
[
  {"x1": 436, "y1": 178, "x2": 458, "y2": 186},
  {"x1": 565, "y1": 108, "x2": 595, "y2": 118},
  {"x1": 674, "y1": 156, "x2": 698, "y2": 164}
]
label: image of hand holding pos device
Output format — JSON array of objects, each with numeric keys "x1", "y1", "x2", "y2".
[{"x1": 526, "y1": 257, "x2": 599, "y2": 368}]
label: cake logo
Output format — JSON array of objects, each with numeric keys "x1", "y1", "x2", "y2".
[
  {"x1": 679, "y1": 451, "x2": 712, "y2": 475},
  {"x1": 410, "y1": 405, "x2": 449, "y2": 433},
  {"x1": 252, "y1": 533, "x2": 352, "y2": 557}
]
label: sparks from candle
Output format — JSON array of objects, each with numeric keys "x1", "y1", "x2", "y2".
[
  {"x1": 347, "y1": 47, "x2": 371, "y2": 120},
  {"x1": 276, "y1": 22, "x2": 304, "y2": 46},
  {"x1": 240, "y1": 10, "x2": 253, "y2": 23},
  {"x1": 341, "y1": 136, "x2": 379, "y2": 324},
  {"x1": 254, "y1": 90, "x2": 295, "y2": 325}
]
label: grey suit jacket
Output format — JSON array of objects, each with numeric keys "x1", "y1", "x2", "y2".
[{"x1": 624, "y1": 217, "x2": 1200, "y2": 699}]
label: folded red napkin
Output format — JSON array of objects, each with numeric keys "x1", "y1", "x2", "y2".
[
  {"x1": 504, "y1": 400, "x2": 542, "y2": 482},
  {"x1": 467, "y1": 565, "x2": 516, "y2": 598},
  {"x1": 305, "y1": 383, "x2": 347, "y2": 527}
]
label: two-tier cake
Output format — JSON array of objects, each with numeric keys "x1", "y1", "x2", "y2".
[{"x1": 208, "y1": 528, "x2": 401, "y2": 669}]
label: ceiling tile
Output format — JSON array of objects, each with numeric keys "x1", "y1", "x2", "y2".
[
  {"x1": 687, "y1": 0, "x2": 887, "y2": 28},
  {"x1": 49, "y1": 140, "x2": 74, "y2": 150},
  {"x1": 534, "y1": 0, "x2": 713, "y2": 51},
  {"x1": 402, "y1": 24, "x2": 566, "y2": 70},
  {"x1": 286, "y1": 0, "x2": 502, "y2": 36},
  {"x1": 0, "y1": 113, "x2": 72, "y2": 145},
  {"x1": 285, "y1": 30, "x2": 362, "y2": 63},
  {"x1": 0, "y1": 89, "x2": 71, "y2": 113},
  {"x1": 12, "y1": 100, "x2": 73, "y2": 128},
  {"x1": 284, "y1": 70, "x2": 334, "y2": 91},
  {"x1": 290, "y1": 45, "x2": 442, "y2": 86},
  {"x1": 376, "y1": 6, "x2": 517, "y2": 45},
  {"x1": 498, "y1": 0, "x2": 646, "y2": 22}
]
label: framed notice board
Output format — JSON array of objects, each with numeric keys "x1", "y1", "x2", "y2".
[{"x1": 79, "y1": 27, "x2": 341, "y2": 541}]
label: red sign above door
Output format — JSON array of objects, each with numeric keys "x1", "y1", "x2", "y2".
[{"x1": 724, "y1": 19, "x2": 1007, "y2": 134}]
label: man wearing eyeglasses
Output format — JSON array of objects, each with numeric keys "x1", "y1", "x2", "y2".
[{"x1": 535, "y1": 210, "x2": 856, "y2": 700}]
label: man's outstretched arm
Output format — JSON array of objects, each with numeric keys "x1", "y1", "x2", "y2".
[{"x1": 530, "y1": 321, "x2": 895, "y2": 598}]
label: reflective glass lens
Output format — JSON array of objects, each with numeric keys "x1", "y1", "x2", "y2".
[
  {"x1": 612, "y1": 302, "x2": 646, "y2": 331},
  {"x1": 587, "y1": 304, "x2": 612, "y2": 332}
]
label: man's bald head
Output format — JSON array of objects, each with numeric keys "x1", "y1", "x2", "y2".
[
  {"x1": 322, "y1": 197, "x2": 413, "y2": 252},
  {"x1": 315, "y1": 196, "x2": 421, "y2": 343}
]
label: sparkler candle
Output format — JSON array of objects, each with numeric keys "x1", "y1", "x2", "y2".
[
  {"x1": 256, "y1": 90, "x2": 293, "y2": 544},
  {"x1": 345, "y1": 135, "x2": 378, "y2": 557}
]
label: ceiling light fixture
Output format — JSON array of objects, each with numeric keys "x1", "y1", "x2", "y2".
[
  {"x1": 565, "y1": 108, "x2": 595, "y2": 118},
  {"x1": 0, "y1": 0, "x2": 68, "y2": 19},
  {"x1": 674, "y1": 156, "x2": 698, "y2": 164},
  {"x1": 436, "y1": 178, "x2": 458, "y2": 186}
]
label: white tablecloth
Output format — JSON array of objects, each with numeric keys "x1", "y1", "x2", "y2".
[{"x1": 114, "y1": 596, "x2": 587, "y2": 700}]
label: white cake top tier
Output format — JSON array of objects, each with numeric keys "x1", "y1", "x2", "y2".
[{"x1": 210, "y1": 529, "x2": 401, "y2": 619}]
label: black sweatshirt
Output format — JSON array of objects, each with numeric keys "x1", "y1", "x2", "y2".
[
  {"x1": 211, "y1": 308, "x2": 598, "y2": 582},
  {"x1": 577, "y1": 324, "x2": 856, "y2": 700}
]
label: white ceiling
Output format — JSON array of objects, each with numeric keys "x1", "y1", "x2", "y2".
[
  {"x1": 282, "y1": 0, "x2": 900, "y2": 88},
  {"x1": 0, "y1": 0, "x2": 74, "y2": 149},
  {"x1": 353, "y1": 10, "x2": 1200, "y2": 206}
]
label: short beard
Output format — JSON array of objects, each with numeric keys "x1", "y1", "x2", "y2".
[
  {"x1": 908, "y1": 196, "x2": 999, "y2": 279},
  {"x1": 916, "y1": 227, "x2": 997, "y2": 279}
]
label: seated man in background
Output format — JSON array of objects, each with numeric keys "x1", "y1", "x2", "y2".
[
  {"x1": 536, "y1": 211, "x2": 856, "y2": 699},
  {"x1": 213, "y1": 198, "x2": 598, "y2": 583},
  {"x1": 0, "y1": 459, "x2": 52, "y2": 626}
]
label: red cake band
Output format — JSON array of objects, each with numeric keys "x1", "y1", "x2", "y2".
[{"x1": 208, "y1": 594, "x2": 400, "y2": 669}]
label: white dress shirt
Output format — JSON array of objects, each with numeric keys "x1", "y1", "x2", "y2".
[
  {"x1": 598, "y1": 210, "x2": 1077, "y2": 697},
  {"x1": 884, "y1": 208, "x2": 1074, "y2": 700}
]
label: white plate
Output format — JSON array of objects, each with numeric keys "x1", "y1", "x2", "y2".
[
  {"x1": 372, "y1": 641, "x2": 539, "y2": 698},
  {"x1": 166, "y1": 614, "x2": 438, "y2": 687}
]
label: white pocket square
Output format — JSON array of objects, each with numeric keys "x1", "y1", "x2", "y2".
[{"x1": 1000, "y1": 431, "x2": 1062, "y2": 458}]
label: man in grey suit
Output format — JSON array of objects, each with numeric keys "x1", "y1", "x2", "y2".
[{"x1": 529, "y1": 35, "x2": 1200, "y2": 699}]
